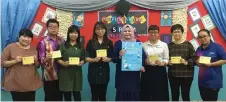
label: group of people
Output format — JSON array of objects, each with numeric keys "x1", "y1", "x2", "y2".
[{"x1": 1, "y1": 19, "x2": 226, "y2": 101}]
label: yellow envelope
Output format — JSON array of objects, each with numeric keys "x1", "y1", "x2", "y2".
[
  {"x1": 51, "y1": 50, "x2": 62, "y2": 58},
  {"x1": 171, "y1": 56, "x2": 181, "y2": 64},
  {"x1": 96, "y1": 49, "x2": 107, "y2": 57},
  {"x1": 199, "y1": 56, "x2": 211, "y2": 64},
  {"x1": 149, "y1": 55, "x2": 159, "y2": 62},
  {"x1": 69, "y1": 57, "x2": 80, "y2": 65},
  {"x1": 22, "y1": 56, "x2": 34, "y2": 65}
]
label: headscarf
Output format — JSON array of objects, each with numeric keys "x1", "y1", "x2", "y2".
[{"x1": 120, "y1": 24, "x2": 136, "y2": 42}]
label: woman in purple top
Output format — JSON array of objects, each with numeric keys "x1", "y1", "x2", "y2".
[{"x1": 112, "y1": 24, "x2": 146, "y2": 101}]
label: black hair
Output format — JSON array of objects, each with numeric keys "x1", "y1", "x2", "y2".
[
  {"x1": 46, "y1": 19, "x2": 59, "y2": 28},
  {"x1": 148, "y1": 25, "x2": 160, "y2": 32},
  {"x1": 91, "y1": 21, "x2": 110, "y2": 49},
  {"x1": 19, "y1": 28, "x2": 33, "y2": 39},
  {"x1": 65, "y1": 25, "x2": 81, "y2": 49},
  {"x1": 198, "y1": 29, "x2": 211, "y2": 37},
  {"x1": 92, "y1": 21, "x2": 108, "y2": 42},
  {"x1": 171, "y1": 24, "x2": 184, "y2": 33}
]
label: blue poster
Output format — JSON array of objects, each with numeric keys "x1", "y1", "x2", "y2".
[
  {"x1": 160, "y1": 11, "x2": 172, "y2": 26},
  {"x1": 73, "y1": 12, "x2": 84, "y2": 27},
  {"x1": 121, "y1": 42, "x2": 142, "y2": 71}
]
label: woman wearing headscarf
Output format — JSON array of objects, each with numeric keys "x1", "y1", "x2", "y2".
[{"x1": 112, "y1": 24, "x2": 146, "y2": 101}]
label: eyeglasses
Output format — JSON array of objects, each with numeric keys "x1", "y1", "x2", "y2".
[
  {"x1": 48, "y1": 26, "x2": 58, "y2": 29},
  {"x1": 149, "y1": 31, "x2": 159, "y2": 34},
  {"x1": 95, "y1": 28, "x2": 105, "y2": 31},
  {"x1": 172, "y1": 31, "x2": 182, "y2": 34},
  {"x1": 198, "y1": 35, "x2": 209, "y2": 39}
]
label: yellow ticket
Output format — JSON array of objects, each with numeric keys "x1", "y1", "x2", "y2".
[
  {"x1": 22, "y1": 56, "x2": 34, "y2": 65},
  {"x1": 199, "y1": 56, "x2": 211, "y2": 64},
  {"x1": 96, "y1": 49, "x2": 107, "y2": 57},
  {"x1": 149, "y1": 55, "x2": 159, "y2": 62},
  {"x1": 69, "y1": 57, "x2": 80, "y2": 65},
  {"x1": 171, "y1": 56, "x2": 181, "y2": 64},
  {"x1": 51, "y1": 50, "x2": 62, "y2": 58}
]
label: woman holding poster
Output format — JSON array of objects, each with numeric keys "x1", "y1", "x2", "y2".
[
  {"x1": 112, "y1": 24, "x2": 146, "y2": 101},
  {"x1": 85, "y1": 22, "x2": 113, "y2": 101}
]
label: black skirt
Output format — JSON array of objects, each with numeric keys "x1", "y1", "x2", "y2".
[{"x1": 140, "y1": 65, "x2": 169, "y2": 101}]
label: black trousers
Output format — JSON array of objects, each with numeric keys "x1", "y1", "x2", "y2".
[
  {"x1": 89, "y1": 84, "x2": 108, "y2": 101},
  {"x1": 199, "y1": 87, "x2": 220, "y2": 101},
  {"x1": 11, "y1": 91, "x2": 35, "y2": 101},
  {"x1": 168, "y1": 76, "x2": 193, "y2": 101},
  {"x1": 43, "y1": 80, "x2": 63, "y2": 101},
  {"x1": 62, "y1": 91, "x2": 81, "y2": 101}
]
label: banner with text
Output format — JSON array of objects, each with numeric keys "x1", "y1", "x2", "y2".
[{"x1": 98, "y1": 10, "x2": 148, "y2": 38}]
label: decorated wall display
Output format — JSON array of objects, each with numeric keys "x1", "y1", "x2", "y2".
[
  {"x1": 160, "y1": 11, "x2": 172, "y2": 26},
  {"x1": 73, "y1": 12, "x2": 84, "y2": 27},
  {"x1": 42, "y1": 7, "x2": 56, "y2": 23},
  {"x1": 190, "y1": 23, "x2": 201, "y2": 38},
  {"x1": 43, "y1": 30, "x2": 48, "y2": 37},
  {"x1": 30, "y1": 22, "x2": 44, "y2": 37},
  {"x1": 188, "y1": 7, "x2": 201, "y2": 22},
  {"x1": 209, "y1": 31, "x2": 215, "y2": 42},
  {"x1": 160, "y1": 34, "x2": 172, "y2": 44},
  {"x1": 189, "y1": 39, "x2": 199, "y2": 50},
  {"x1": 172, "y1": 7, "x2": 188, "y2": 41},
  {"x1": 201, "y1": 15, "x2": 215, "y2": 30},
  {"x1": 56, "y1": 9, "x2": 73, "y2": 40},
  {"x1": 98, "y1": 10, "x2": 148, "y2": 38}
]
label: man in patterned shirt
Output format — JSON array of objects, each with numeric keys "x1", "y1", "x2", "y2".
[{"x1": 37, "y1": 19, "x2": 64, "y2": 101}]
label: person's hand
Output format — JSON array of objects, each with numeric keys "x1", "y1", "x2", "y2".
[
  {"x1": 78, "y1": 61, "x2": 85, "y2": 66},
  {"x1": 102, "y1": 57, "x2": 111, "y2": 62},
  {"x1": 202, "y1": 63, "x2": 212, "y2": 68},
  {"x1": 94, "y1": 57, "x2": 101, "y2": 62},
  {"x1": 155, "y1": 60, "x2": 162, "y2": 66},
  {"x1": 196, "y1": 59, "x2": 202, "y2": 67},
  {"x1": 15, "y1": 56, "x2": 22, "y2": 63},
  {"x1": 180, "y1": 58, "x2": 188, "y2": 65},
  {"x1": 63, "y1": 61, "x2": 69, "y2": 67},
  {"x1": 140, "y1": 67, "x2": 145, "y2": 72},
  {"x1": 33, "y1": 55, "x2": 38, "y2": 62},
  {"x1": 119, "y1": 49, "x2": 126, "y2": 59},
  {"x1": 155, "y1": 60, "x2": 166, "y2": 66},
  {"x1": 168, "y1": 60, "x2": 173, "y2": 65},
  {"x1": 145, "y1": 58, "x2": 151, "y2": 65},
  {"x1": 46, "y1": 53, "x2": 52, "y2": 59}
]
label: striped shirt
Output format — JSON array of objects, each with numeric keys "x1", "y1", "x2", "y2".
[{"x1": 168, "y1": 41, "x2": 196, "y2": 77}]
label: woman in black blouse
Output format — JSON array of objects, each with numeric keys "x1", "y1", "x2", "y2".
[{"x1": 85, "y1": 21, "x2": 113, "y2": 101}]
